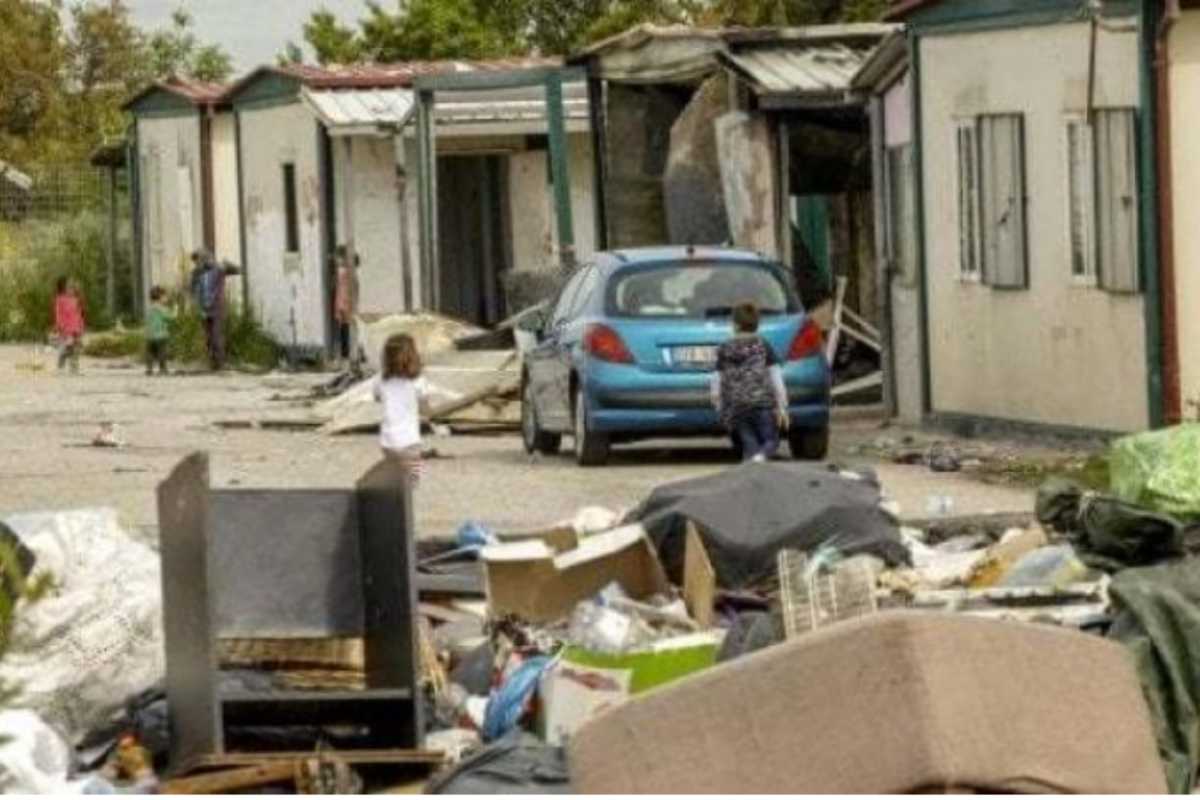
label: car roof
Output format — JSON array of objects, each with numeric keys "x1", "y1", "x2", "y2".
[{"x1": 594, "y1": 246, "x2": 773, "y2": 273}]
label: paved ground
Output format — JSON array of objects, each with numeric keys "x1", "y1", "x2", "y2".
[{"x1": 0, "y1": 345, "x2": 1045, "y2": 544}]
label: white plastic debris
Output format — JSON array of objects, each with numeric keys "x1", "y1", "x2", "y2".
[
  {"x1": 2, "y1": 509, "x2": 164, "y2": 744},
  {"x1": 0, "y1": 711, "x2": 72, "y2": 794}
]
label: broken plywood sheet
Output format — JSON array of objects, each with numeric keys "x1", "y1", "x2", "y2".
[
  {"x1": 317, "y1": 350, "x2": 520, "y2": 435},
  {"x1": 481, "y1": 524, "x2": 671, "y2": 624},
  {"x1": 355, "y1": 312, "x2": 486, "y2": 373}
]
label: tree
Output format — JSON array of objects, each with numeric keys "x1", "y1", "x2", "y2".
[
  {"x1": 358, "y1": 0, "x2": 515, "y2": 61},
  {"x1": 145, "y1": 8, "x2": 233, "y2": 83},
  {"x1": 303, "y1": 9, "x2": 361, "y2": 65},
  {"x1": 66, "y1": 0, "x2": 152, "y2": 152},
  {"x1": 0, "y1": 0, "x2": 70, "y2": 163},
  {"x1": 277, "y1": 40, "x2": 305, "y2": 66}
]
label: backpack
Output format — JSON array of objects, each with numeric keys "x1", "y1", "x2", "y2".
[{"x1": 192, "y1": 266, "x2": 220, "y2": 315}]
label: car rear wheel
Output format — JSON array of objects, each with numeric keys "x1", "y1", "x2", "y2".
[
  {"x1": 789, "y1": 427, "x2": 830, "y2": 461},
  {"x1": 573, "y1": 390, "x2": 610, "y2": 467},
  {"x1": 521, "y1": 382, "x2": 561, "y2": 455}
]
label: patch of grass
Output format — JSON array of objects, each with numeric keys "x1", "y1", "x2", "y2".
[
  {"x1": 968, "y1": 454, "x2": 1111, "y2": 491},
  {"x1": 0, "y1": 212, "x2": 136, "y2": 342},
  {"x1": 81, "y1": 302, "x2": 280, "y2": 370}
]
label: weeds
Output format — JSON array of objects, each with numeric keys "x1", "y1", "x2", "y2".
[
  {"x1": 82, "y1": 302, "x2": 280, "y2": 369},
  {"x1": 0, "y1": 212, "x2": 135, "y2": 341}
]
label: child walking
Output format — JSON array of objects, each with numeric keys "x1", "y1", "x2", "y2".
[
  {"x1": 710, "y1": 302, "x2": 790, "y2": 462},
  {"x1": 53, "y1": 277, "x2": 85, "y2": 374},
  {"x1": 145, "y1": 286, "x2": 173, "y2": 375},
  {"x1": 373, "y1": 334, "x2": 448, "y2": 487}
]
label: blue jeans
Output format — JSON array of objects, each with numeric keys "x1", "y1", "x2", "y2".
[{"x1": 731, "y1": 408, "x2": 780, "y2": 461}]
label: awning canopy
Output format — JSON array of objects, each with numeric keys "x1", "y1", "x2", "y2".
[
  {"x1": 720, "y1": 44, "x2": 871, "y2": 108},
  {"x1": 302, "y1": 83, "x2": 590, "y2": 138},
  {"x1": 302, "y1": 88, "x2": 416, "y2": 137}
]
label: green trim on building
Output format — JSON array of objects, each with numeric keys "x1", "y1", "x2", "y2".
[
  {"x1": 227, "y1": 72, "x2": 302, "y2": 110},
  {"x1": 904, "y1": 0, "x2": 1136, "y2": 34},
  {"x1": 1137, "y1": 0, "x2": 1165, "y2": 428},
  {"x1": 909, "y1": 33, "x2": 933, "y2": 416},
  {"x1": 126, "y1": 88, "x2": 197, "y2": 116}
]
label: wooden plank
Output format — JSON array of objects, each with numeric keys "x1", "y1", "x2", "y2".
[
  {"x1": 179, "y1": 749, "x2": 445, "y2": 774},
  {"x1": 418, "y1": 602, "x2": 478, "y2": 625},
  {"x1": 831, "y1": 371, "x2": 883, "y2": 397},
  {"x1": 841, "y1": 306, "x2": 881, "y2": 340},
  {"x1": 425, "y1": 379, "x2": 519, "y2": 421},
  {"x1": 161, "y1": 762, "x2": 296, "y2": 794},
  {"x1": 682, "y1": 524, "x2": 717, "y2": 629},
  {"x1": 825, "y1": 276, "x2": 848, "y2": 362}
]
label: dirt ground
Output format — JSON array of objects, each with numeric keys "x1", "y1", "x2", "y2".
[{"x1": 0, "y1": 344, "x2": 1064, "y2": 544}]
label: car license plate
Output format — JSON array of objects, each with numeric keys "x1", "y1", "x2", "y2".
[{"x1": 671, "y1": 345, "x2": 718, "y2": 367}]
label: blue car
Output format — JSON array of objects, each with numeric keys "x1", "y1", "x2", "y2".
[{"x1": 521, "y1": 246, "x2": 831, "y2": 466}]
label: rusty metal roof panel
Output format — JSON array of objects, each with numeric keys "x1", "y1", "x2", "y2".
[
  {"x1": 302, "y1": 88, "x2": 416, "y2": 134},
  {"x1": 723, "y1": 45, "x2": 870, "y2": 97}
]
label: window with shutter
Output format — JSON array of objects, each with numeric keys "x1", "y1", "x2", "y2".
[
  {"x1": 887, "y1": 144, "x2": 917, "y2": 285},
  {"x1": 1065, "y1": 117, "x2": 1095, "y2": 285},
  {"x1": 955, "y1": 122, "x2": 981, "y2": 281},
  {"x1": 1094, "y1": 108, "x2": 1139, "y2": 293},
  {"x1": 978, "y1": 114, "x2": 1027, "y2": 289}
]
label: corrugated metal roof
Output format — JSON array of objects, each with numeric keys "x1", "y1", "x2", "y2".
[
  {"x1": 278, "y1": 57, "x2": 560, "y2": 90},
  {"x1": 723, "y1": 44, "x2": 870, "y2": 97},
  {"x1": 303, "y1": 81, "x2": 590, "y2": 136},
  {"x1": 303, "y1": 88, "x2": 415, "y2": 134}
]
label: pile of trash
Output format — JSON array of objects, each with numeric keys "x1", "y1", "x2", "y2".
[
  {"x1": 416, "y1": 438, "x2": 1200, "y2": 794},
  {"x1": 4, "y1": 426, "x2": 1200, "y2": 793}
]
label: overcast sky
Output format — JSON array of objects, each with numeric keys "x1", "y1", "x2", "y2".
[{"x1": 124, "y1": 0, "x2": 374, "y2": 73}]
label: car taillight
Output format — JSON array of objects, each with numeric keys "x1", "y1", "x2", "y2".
[
  {"x1": 787, "y1": 319, "x2": 824, "y2": 361},
  {"x1": 584, "y1": 323, "x2": 634, "y2": 364}
]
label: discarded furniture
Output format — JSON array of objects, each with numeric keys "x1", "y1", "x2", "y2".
[
  {"x1": 569, "y1": 611, "x2": 1167, "y2": 794},
  {"x1": 157, "y1": 453, "x2": 423, "y2": 769}
]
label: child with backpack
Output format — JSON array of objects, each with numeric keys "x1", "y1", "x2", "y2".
[{"x1": 710, "y1": 302, "x2": 790, "y2": 462}]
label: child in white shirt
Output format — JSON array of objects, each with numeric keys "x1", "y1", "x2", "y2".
[{"x1": 373, "y1": 333, "x2": 437, "y2": 486}]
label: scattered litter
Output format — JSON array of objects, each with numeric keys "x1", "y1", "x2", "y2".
[
  {"x1": 0, "y1": 711, "x2": 73, "y2": 794},
  {"x1": 1110, "y1": 424, "x2": 1200, "y2": 520},
  {"x1": 480, "y1": 524, "x2": 670, "y2": 624},
  {"x1": 998, "y1": 544, "x2": 1091, "y2": 589},
  {"x1": 91, "y1": 423, "x2": 125, "y2": 448},
  {"x1": 777, "y1": 549, "x2": 878, "y2": 638},
  {"x1": 627, "y1": 462, "x2": 909, "y2": 589},
  {"x1": 426, "y1": 731, "x2": 569, "y2": 795},
  {"x1": 2, "y1": 509, "x2": 164, "y2": 744},
  {"x1": 482, "y1": 656, "x2": 553, "y2": 742},
  {"x1": 1108, "y1": 558, "x2": 1200, "y2": 794}
]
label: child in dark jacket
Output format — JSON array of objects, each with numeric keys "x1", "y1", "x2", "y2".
[{"x1": 710, "y1": 302, "x2": 789, "y2": 462}]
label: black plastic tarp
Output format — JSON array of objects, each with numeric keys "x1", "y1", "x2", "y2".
[
  {"x1": 1108, "y1": 559, "x2": 1200, "y2": 794},
  {"x1": 426, "y1": 732, "x2": 570, "y2": 794},
  {"x1": 624, "y1": 462, "x2": 909, "y2": 589}
]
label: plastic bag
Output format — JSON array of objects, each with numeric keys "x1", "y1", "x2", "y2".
[
  {"x1": 1110, "y1": 425, "x2": 1200, "y2": 520},
  {"x1": 481, "y1": 657, "x2": 552, "y2": 742}
]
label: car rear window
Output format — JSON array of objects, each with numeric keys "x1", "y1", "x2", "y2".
[{"x1": 609, "y1": 261, "x2": 796, "y2": 318}]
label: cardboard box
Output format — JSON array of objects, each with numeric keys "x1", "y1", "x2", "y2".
[
  {"x1": 569, "y1": 612, "x2": 1167, "y2": 794},
  {"x1": 480, "y1": 525, "x2": 670, "y2": 623},
  {"x1": 540, "y1": 632, "x2": 722, "y2": 746}
]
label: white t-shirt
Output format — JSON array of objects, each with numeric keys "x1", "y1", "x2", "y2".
[{"x1": 373, "y1": 375, "x2": 431, "y2": 451}]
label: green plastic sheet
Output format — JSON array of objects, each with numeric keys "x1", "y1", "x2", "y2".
[
  {"x1": 1111, "y1": 426, "x2": 1200, "y2": 521},
  {"x1": 1108, "y1": 559, "x2": 1200, "y2": 794}
]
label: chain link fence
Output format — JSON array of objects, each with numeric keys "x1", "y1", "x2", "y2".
[{"x1": 0, "y1": 162, "x2": 135, "y2": 341}]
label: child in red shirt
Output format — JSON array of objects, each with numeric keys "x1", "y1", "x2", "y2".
[{"x1": 53, "y1": 277, "x2": 85, "y2": 374}]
